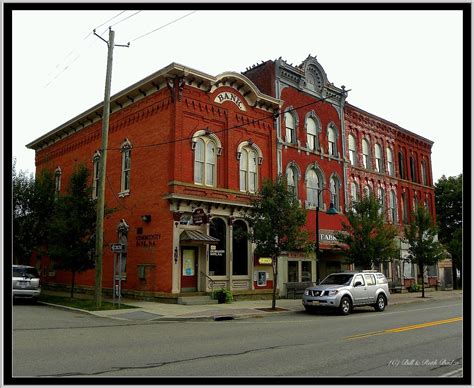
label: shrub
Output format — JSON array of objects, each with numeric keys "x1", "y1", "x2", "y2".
[
  {"x1": 212, "y1": 288, "x2": 233, "y2": 303},
  {"x1": 408, "y1": 283, "x2": 421, "y2": 292}
]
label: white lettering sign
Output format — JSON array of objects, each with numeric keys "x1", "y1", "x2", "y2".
[{"x1": 214, "y1": 92, "x2": 246, "y2": 111}]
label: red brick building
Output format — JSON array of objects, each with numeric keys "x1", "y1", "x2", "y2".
[{"x1": 27, "y1": 63, "x2": 282, "y2": 299}]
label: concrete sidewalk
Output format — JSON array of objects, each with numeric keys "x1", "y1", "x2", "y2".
[{"x1": 41, "y1": 289, "x2": 463, "y2": 322}]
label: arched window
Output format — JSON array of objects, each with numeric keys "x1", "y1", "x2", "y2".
[
  {"x1": 285, "y1": 112, "x2": 295, "y2": 143},
  {"x1": 351, "y1": 181, "x2": 359, "y2": 209},
  {"x1": 421, "y1": 160, "x2": 428, "y2": 186},
  {"x1": 232, "y1": 220, "x2": 248, "y2": 276},
  {"x1": 410, "y1": 156, "x2": 417, "y2": 183},
  {"x1": 306, "y1": 117, "x2": 318, "y2": 151},
  {"x1": 401, "y1": 192, "x2": 409, "y2": 224},
  {"x1": 239, "y1": 147, "x2": 258, "y2": 193},
  {"x1": 92, "y1": 151, "x2": 100, "y2": 199},
  {"x1": 54, "y1": 166, "x2": 62, "y2": 196},
  {"x1": 194, "y1": 137, "x2": 217, "y2": 186},
  {"x1": 375, "y1": 143, "x2": 383, "y2": 173},
  {"x1": 328, "y1": 125, "x2": 338, "y2": 157},
  {"x1": 330, "y1": 175, "x2": 340, "y2": 210},
  {"x1": 286, "y1": 166, "x2": 297, "y2": 197},
  {"x1": 362, "y1": 138, "x2": 371, "y2": 169},
  {"x1": 306, "y1": 169, "x2": 323, "y2": 208},
  {"x1": 209, "y1": 218, "x2": 227, "y2": 276},
  {"x1": 398, "y1": 151, "x2": 405, "y2": 179},
  {"x1": 348, "y1": 134, "x2": 357, "y2": 166},
  {"x1": 120, "y1": 139, "x2": 132, "y2": 193},
  {"x1": 390, "y1": 190, "x2": 397, "y2": 223},
  {"x1": 363, "y1": 185, "x2": 372, "y2": 198},
  {"x1": 377, "y1": 186, "x2": 386, "y2": 216},
  {"x1": 386, "y1": 147, "x2": 394, "y2": 176}
]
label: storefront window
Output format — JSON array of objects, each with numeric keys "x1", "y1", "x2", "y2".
[
  {"x1": 232, "y1": 220, "x2": 248, "y2": 276},
  {"x1": 301, "y1": 261, "x2": 312, "y2": 282},
  {"x1": 209, "y1": 218, "x2": 226, "y2": 276},
  {"x1": 288, "y1": 261, "x2": 298, "y2": 282}
]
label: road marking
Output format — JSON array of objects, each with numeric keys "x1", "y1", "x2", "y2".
[
  {"x1": 441, "y1": 367, "x2": 463, "y2": 377},
  {"x1": 344, "y1": 317, "x2": 463, "y2": 340}
]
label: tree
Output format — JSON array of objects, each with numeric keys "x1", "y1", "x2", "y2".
[
  {"x1": 48, "y1": 165, "x2": 97, "y2": 298},
  {"x1": 13, "y1": 159, "x2": 55, "y2": 264},
  {"x1": 335, "y1": 194, "x2": 399, "y2": 269},
  {"x1": 245, "y1": 176, "x2": 311, "y2": 310},
  {"x1": 435, "y1": 174, "x2": 462, "y2": 288},
  {"x1": 403, "y1": 205, "x2": 445, "y2": 298}
]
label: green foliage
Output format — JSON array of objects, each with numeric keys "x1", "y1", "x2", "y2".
[
  {"x1": 48, "y1": 165, "x2": 97, "y2": 297},
  {"x1": 408, "y1": 283, "x2": 421, "y2": 292},
  {"x1": 13, "y1": 160, "x2": 56, "y2": 264},
  {"x1": 246, "y1": 176, "x2": 311, "y2": 258},
  {"x1": 212, "y1": 288, "x2": 233, "y2": 303},
  {"x1": 334, "y1": 194, "x2": 398, "y2": 269},
  {"x1": 403, "y1": 206, "x2": 445, "y2": 267},
  {"x1": 435, "y1": 174, "x2": 462, "y2": 283}
]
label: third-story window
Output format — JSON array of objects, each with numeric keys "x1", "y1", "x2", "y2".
[
  {"x1": 240, "y1": 147, "x2": 258, "y2": 193},
  {"x1": 362, "y1": 138, "x2": 370, "y2": 169},
  {"x1": 386, "y1": 147, "x2": 394, "y2": 176},
  {"x1": 306, "y1": 118, "x2": 318, "y2": 151},
  {"x1": 398, "y1": 151, "x2": 405, "y2": 179},
  {"x1": 410, "y1": 156, "x2": 417, "y2": 183},
  {"x1": 92, "y1": 153, "x2": 100, "y2": 199},
  {"x1": 375, "y1": 143, "x2": 383, "y2": 173},
  {"x1": 328, "y1": 125, "x2": 337, "y2": 157},
  {"x1": 348, "y1": 134, "x2": 357, "y2": 166},
  {"x1": 421, "y1": 160, "x2": 428, "y2": 186},
  {"x1": 285, "y1": 112, "x2": 295, "y2": 144}
]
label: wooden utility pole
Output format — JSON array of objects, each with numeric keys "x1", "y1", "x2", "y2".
[{"x1": 93, "y1": 28, "x2": 129, "y2": 308}]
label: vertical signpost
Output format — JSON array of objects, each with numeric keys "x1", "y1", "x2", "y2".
[{"x1": 111, "y1": 243, "x2": 125, "y2": 308}]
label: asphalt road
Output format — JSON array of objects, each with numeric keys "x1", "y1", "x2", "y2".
[{"x1": 11, "y1": 298, "x2": 463, "y2": 380}]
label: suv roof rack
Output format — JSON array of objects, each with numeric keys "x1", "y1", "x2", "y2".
[{"x1": 361, "y1": 270, "x2": 378, "y2": 273}]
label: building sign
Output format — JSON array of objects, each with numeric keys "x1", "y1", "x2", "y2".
[
  {"x1": 192, "y1": 208, "x2": 208, "y2": 225},
  {"x1": 209, "y1": 245, "x2": 225, "y2": 257},
  {"x1": 214, "y1": 92, "x2": 247, "y2": 111},
  {"x1": 136, "y1": 234, "x2": 161, "y2": 247},
  {"x1": 319, "y1": 230, "x2": 339, "y2": 244},
  {"x1": 258, "y1": 257, "x2": 272, "y2": 265}
]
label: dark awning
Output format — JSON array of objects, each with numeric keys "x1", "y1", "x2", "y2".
[{"x1": 180, "y1": 230, "x2": 220, "y2": 244}]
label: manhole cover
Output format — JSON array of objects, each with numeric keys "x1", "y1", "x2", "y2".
[{"x1": 113, "y1": 311, "x2": 162, "y2": 320}]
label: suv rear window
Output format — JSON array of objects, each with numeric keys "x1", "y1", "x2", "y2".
[
  {"x1": 375, "y1": 273, "x2": 388, "y2": 284},
  {"x1": 13, "y1": 267, "x2": 40, "y2": 278}
]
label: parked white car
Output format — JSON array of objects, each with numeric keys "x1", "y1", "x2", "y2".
[
  {"x1": 12, "y1": 265, "x2": 41, "y2": 302},
  {"x1": 302, "y1": 271, "x2": 390, "y2": 315}
]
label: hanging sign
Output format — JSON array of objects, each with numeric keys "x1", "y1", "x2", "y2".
[
  {"x1": 214, "y1": 92, "x2": 247, "y2": 111},
  {"x1": 192, "y1": 208, "x2": 208, "y2": 225}
]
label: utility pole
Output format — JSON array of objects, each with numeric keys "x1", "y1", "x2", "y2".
[{"x1": 93, "y1": 28, "x2": 129, "y2": 308}]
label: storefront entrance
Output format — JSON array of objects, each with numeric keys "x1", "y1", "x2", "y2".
[{"x1": 181, "y1": 247, "x2": 198, "y2": 292}]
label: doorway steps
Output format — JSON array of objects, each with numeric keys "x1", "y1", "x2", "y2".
[{"x1": 177, "y1": 295, "x2": 218, "y2": 305}]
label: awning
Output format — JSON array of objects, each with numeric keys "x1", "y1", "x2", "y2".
[{"x1": 180, "y1": 230, "x2": 220, "y2": 244}]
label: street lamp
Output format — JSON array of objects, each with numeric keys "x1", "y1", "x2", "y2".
[{"x1": 315, "y1": 188, "x2": 338, "y2": 284}]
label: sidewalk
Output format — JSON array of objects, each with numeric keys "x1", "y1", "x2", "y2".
[{"x1": 41, "y1": 289, "x2": 463, "y2": 322}]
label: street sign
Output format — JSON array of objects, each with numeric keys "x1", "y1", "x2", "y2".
[{"x1": 111, "y1": 243, "x2": 124, "y2": 252}]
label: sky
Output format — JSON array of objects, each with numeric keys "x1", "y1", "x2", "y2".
[{"x1": 11, "y1": 8, "x2": 464, "y2": 182}]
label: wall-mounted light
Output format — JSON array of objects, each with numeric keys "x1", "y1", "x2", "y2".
[
  {"x1": 141, "y1": 215, "x2": 152, "y2": 223},
  {"x1": 174, "y1": 247, "x2": 179, "y2": 264}
]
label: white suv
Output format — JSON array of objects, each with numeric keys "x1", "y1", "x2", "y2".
[
  {"x1": 302, "y1": 271, "x2": 390, "y2": 315},
  {"x1": 12, "y1": 265, "x2": 41, "y2": 302}
]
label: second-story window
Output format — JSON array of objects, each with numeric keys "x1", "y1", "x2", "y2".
[
  {"x1": 286, "y1": 166, "x2": 297, "y2": 197},
  {"x1": 54, "y1": 167, "x2": 62, "y2": 197},
  {"x1": 398, "y1": 151, "x2": 405, "y2": 179},
  {"x1": 410, "y1": 156, "x2": 417, "y2": 183},
  {"x1": 330, "y1": 175, "x2": 340, "y2": 210},
  {"x1": 239, "y1": 147, "x2": 258, "y2": 193},
  {"x1": 306, "y1": 169, "x2": 323, "y2": 208},
  {"x1": 421, "y1": 160, "x2": 428, "y2": 186},
  {"x1": 92, "y1": 152, "x2": 100, "y2": 199},
  {"x1": 377, "y1": 186, "x2": 386, "y2": 216},
  {"x1": 375, "y1": 143, "x2": 383, "y2": 173},
  {"x1": 390, "y1": 190, "x2": 397, "y2": 223},
  {"x1": 348, "y1": 134, "x2": 357, "y2": 166},
  {"x1": 194, "y1": 137, "x2": 217, "y2": 187},
  {"x1": 120, "y1": 140, "x2": 132, "y2": 193}
]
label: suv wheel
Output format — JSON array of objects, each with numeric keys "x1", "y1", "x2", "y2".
[
  {"x1": 374, "y1": 294, "x2": 386, "y2": 312},
  {"x1": 339, "y1": 296, "x2": 352, "y2": 315}
]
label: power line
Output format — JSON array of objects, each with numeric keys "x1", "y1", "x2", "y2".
[
  {"x1": 110, "y1": 10, "x2": 143, "y2": 29},
  {"x1": 129, "y1": 11, "x2": 197, "y2": 43},
  {"x1": 103, "y1": 90, "x2": 349, "y2": 152}
]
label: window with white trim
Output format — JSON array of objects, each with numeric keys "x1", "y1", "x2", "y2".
[
  {"x1": 330, "y1": 176, "x2": 340, "y2": 210},
  {"x1": 194, "y1": 137, "x2": 217, "y2": 186},
  {"x1": 386, "y1": 147, "x2": 394, "y2": 176},
  {"x1": 54, "y1": 167, "x2": 61, "y2": 196},
  {"x1": 239, "y1": 147, "x2": 258, "y2": 193},
  {"x1": 375, "y1": 143, "x2": 383, "y2": 173},
  {"x1": 120, "y1": 141, "x2": 132, "y2": 193},
  {"x1": 390, "y1": 190, "x2": 397, "y2": 223},
  {"x1": 92, "y1": 152, "x2": 100, "y2": 199},
  {"x1": 328, "y1": 125, "x2": 337, "y2": 157},
  {"x1": 348, "y1": 134, "x2": 357, "y2": 166},
  {"x1": 306, "y1": 169, "x2": 322, "y2": 208},
  {"x1": 306, "y1": 118, "x2": 318, "y2": 151},
  {"x1": 286, "y1": 166, "x2": 297, "y2": 197},
  {"x1": 421, "y1": 160, "x2": 428, "y2": 186},
  {"x1": 377, "y1": 186, "x2": 386, "y2": 216},
  {"x1": 351, "y1": 182, "x2": 359, "y2": 206},
  {"x1": 285, "y1": 112, "x2": 295, "y2": 144},
  {"x1": 362, "y1": 138, "x2": 370, "y2": 169}
]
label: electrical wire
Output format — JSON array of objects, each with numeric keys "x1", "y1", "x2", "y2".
[
  {"x1": 103, "y1": 91, "x2": 348, "y2": 152},
  {"x1": 110, "y1": 10, "x2": 143, "y2": 29},
  {"x1": 128, "y1": 11, "x2": 197, "y2": 43}
]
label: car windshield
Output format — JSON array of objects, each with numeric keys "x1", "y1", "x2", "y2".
[
  {"x1": 320, "y1": 274, "x2": 353, "y2": 285},
  {"x1": 13, "y1": 267, "x2": 39, "y2": 278}
]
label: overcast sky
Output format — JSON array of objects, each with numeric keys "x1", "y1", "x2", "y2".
[{"x1": 11, "y1": 9, "x2": 463, "y2": 182}]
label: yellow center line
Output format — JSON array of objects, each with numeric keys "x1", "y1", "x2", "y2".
[{"x1": 344, "y1": 317, "x2": 463, "y2": 340}]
